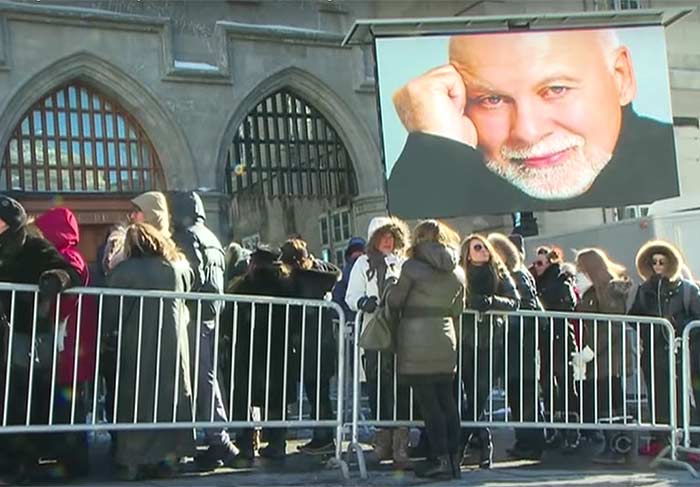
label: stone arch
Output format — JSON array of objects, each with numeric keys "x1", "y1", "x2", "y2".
[
  {"x1": 215, "y1": 67, "x2": 382, "y2": 197},
  {"x1": 0, "y1": 51, "x2": 196, "y2": 189}
]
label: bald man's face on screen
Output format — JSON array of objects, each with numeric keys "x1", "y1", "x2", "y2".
[{"x1": 447, "y1": 29, "x2": 637, "y2": 199}]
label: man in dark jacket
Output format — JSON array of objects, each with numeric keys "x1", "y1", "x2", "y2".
[
  {"x1": 331, "y1": 237, "x2": 366, "y2": 323},
  {"x1": 281, "y1": 239, "x2": 341, "y2": 456},
  {"x1": 0, "y1": 196, "x2": 81, "y2": 483},
  {"x1": 168, "y1": 190, "x2": 236, "y2": 468}
]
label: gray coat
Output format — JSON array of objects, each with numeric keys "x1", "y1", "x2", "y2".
[
  {"x1": 386, "y1": 242, "x2": 465, "y2": 379},
  {"x1": 105, "y1": 256, "x2": 195, "y2": 467}
]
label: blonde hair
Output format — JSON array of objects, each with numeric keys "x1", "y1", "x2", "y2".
[
  {"x1": 407, "y1": 219, "x2": 460, "y2": 258},
  {"x1": 124, "y1": 223, "x2": 184, "y2": 263}
]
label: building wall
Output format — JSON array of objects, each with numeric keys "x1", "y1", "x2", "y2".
[{"x1": 0, "y1": 0, "x2": 699, "y2": 254}]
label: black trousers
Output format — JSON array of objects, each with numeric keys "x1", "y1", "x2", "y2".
[
  {"x1": 413, "y1": 380, "x2": 460, "y2": 457},
  {"x1": 506, "y1": 326, "x2": 544, "y2": 451},
  {"x1": 364, "y1": 351, "x2": 410, "y2": 421},
  {"x1": 539, "y1": 320, "x2": 578, "y2": 420}
]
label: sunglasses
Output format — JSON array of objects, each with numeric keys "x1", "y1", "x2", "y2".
[
  {"x1": 534, "y1": 261, "x2": 546, "y2": 267},
  {"x1": 471, "y1": 243, "x2": 486, "y2": 252},
  {"x1": 652, "y1": 259, "x2": 666, "y2": 266}
]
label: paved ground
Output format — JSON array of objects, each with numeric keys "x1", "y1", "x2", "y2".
[{"x1": 1, "y1": 431, "x2": 699, "y2": 486}]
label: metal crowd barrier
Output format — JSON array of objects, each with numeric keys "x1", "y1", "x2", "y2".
[
  {"x1": 673, "y1": 320, "x2": 700, "y2": 477},
  {"x1": 0, "y1": 282, "x2": 349, "y2": 477},
  {"x1": 348, "y1": 308, "x2": 679, "y2": 479},
  {"x1": 5, "y1": 278, "x2": 700, "y2": 481}
]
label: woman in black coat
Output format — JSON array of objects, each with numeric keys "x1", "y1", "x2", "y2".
[
  {"x1": 224, "y1": 245, "x2": 294, "y2": 461},
  {"x1": 532, "y1": 246, "x2": 579, "y2": 441},
  {"x1": 459, "y1": 234, "x2": 520, "y2": 469},
  {"x1": 280, "y1": 239, "x2": 340, "y2": 456},
  {"x1": 629, "y1": 240, "x2": 700, "y2": 456},
  {"x1": 0, "y1": 196, "x2": 81, "y2": 483},
  {"x1": 488, "y1": 233, "x2": 545, "y2": 460}
]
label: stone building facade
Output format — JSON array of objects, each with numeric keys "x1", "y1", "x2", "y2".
[{"x1": 0, "y1": 0, "x2": 698, "y2": 263}]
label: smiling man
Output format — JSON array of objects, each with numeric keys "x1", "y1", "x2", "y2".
[{"x1": 388, "y1": 28, "x2": 678, "y2": 218}]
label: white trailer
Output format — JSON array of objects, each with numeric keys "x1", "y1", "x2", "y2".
[{"x1": 525, "y1": 209, "x2": 700, "y2": 284}]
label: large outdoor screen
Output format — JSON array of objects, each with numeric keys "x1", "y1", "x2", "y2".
[{"x1": 376, "y1": 26, "x2": 679, "y2": 218}]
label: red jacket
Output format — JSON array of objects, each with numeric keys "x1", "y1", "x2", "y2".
[{"x1": 35, "y1": 208, "x2": 97, "y2": 386}]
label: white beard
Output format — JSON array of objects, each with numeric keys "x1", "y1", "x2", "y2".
[{"x1": 485, "y1": 136, "x2": 612, "y2": 200}]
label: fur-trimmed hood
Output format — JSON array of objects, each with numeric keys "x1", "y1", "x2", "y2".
[
  {"x1": 636, "y1": 240, "x2": 683, "y2": 282},
  {"x1": 366, "y1": 216, "x2": 409, "y2": 255}
]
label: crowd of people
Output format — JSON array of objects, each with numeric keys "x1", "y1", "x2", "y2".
[{"x1": 1, "y1": 194, "x2": 700, "y2": 482}]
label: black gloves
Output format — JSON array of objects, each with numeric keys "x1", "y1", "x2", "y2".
[
  {"x1": 38, "y1": 272, "x2": 64, "y2": 297},
  {"x1": 357, "y1": 296, "x2": 379, "y2": 313},
  {"x1": 471, "y1": 294, "x2": 493, "y2": 312}
]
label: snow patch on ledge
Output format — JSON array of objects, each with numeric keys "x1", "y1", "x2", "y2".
[{"x1": 173, "y1": 60, "x2": 219, "y2": 72}]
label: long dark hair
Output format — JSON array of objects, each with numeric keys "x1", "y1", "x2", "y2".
[{"x1": 460, "y1": 234, "x2": 508, "y2": 298}]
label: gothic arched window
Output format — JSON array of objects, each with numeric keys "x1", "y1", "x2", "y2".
[
  {"x1": 1, "y1": 82, "x2": 165, "y2": 193},
  {"x1": 226, "y1": 89, "x2": 357, "y2": 202}
]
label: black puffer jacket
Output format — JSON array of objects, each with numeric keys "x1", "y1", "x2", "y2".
[
  {"x1": 511, "y1": 268, "x2": 543, "y2": 312},
  {"x1": 0, "y1": 226, "x2": 80, "y2": 334},
  {"x1": 224, "y1": 260, "x2": 294, "y2": 410},
  {"x1": 169, "y1": 191, "x2": 226, "y2": 325},
  {"x1": 507, "y1": 267, "x2": 542, "y2": 380},
  {"x1": 629, "y1": 240, "x2": 700, "y2": 334},
  {"x1": 288, "y1": 261, "x2": 341, "y2": 383},
  {"x1": 535, "y1": 263, "x2": 577, "y2": 312},
  {"x1": 464, "y1": 264, "x2": 520, "y2": 348}
]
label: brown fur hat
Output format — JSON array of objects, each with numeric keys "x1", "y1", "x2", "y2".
[{"x1": 635, "y1": 240, "x2": 683, "y2": 282}]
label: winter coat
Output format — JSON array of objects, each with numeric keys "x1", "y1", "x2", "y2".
[
  {"x1": 224, "y1": 263, "x2": 294, "y2": 414},
  {"x1": 346, "y1": 216, "x2": 408, "y2": 331},
  {"x1": 511, "y1": 268, "x2": 542, "y2": 312},
  {"x1": 536, "y1": 263, "x2": 577, "y2": 312},
  {"x1": 629, "y1": 240, "x2": 700, "y2": 334},
  {"x1": 289, "y1": 261, "x2": 341, "y2": 383},
  {"x1": 386, "y1": 242, "x2": 465, "y2": 380},
  {"x1": 103, "y1": 256, "x2": 194, "y2": 467},
  {"x1": 534, "y1": 263, "x2": 578, "y2": 375},
  {"x1": 463, "y1": 264, "x2": 520, "y2": 349},
  {"x1": 169, "y1": 191, "x2": 226, "y2": 326},
  {"x1": 0, "y1": 225, "x2": 80, "y2": 336},
  {"x1": 507, "y1": 267, "x2": 543, "y2": 380},
  {"x1": 35, "y1": 208, "x2": 97, "y2": 385},
  {"x1": 577, "y1": 278, "x2": 634, "y2": 378},
  {"x1": 131, "y1": 191, "x2": 171, "y2": 238},
  {"x1": 331, "y1": 236, "x2": 366, "y2": 322}
]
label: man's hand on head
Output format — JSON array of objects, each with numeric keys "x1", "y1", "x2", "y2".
[{"x1": 392, "y1": 64, "x2": 478, "y2": 149}]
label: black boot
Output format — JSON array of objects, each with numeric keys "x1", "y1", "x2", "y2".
[
  {"x1": 234, "y1": 429, "x2": 256, "y2": 466},
  {"x1": 475, "y1": 429, "x2": 493, "y2": 469},
  {"x1": 415, "y1": 455, "x2": 452, "y2": 479},
  {"x1": 259, "y1": 428, "x2": 286, "y2": 460},
  {"x1": 450, "y1": 452, "x2": 462, "y2": 479}
]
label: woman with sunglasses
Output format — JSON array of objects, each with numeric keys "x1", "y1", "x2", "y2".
[
  {"x1": 575, "y1": 248, "x2": 634, "y2": 464},
  {"x1": 459, "y1": 234, "x2": 520, "y2": 469},
  {"x1": 629, "y1": 240, "x2": 700, "y2": 456},
  {"x1": 531, "y1": 246, "x2": 580, "y2": 451}
]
